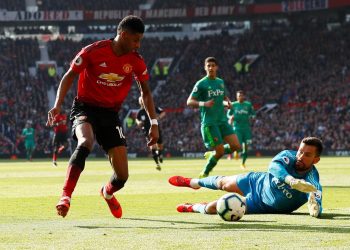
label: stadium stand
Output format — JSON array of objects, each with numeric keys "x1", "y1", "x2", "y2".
[{"x1": 0, "y1": 3, "x2": 350, "y2": 158}]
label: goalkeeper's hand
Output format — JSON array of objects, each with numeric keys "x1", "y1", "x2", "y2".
[
  {"x1": 288, "y1": 177, "x2": 317, "y2": 193},
  {"x1": 308, "y1": 192, "x2": 321, "y2": 218}
]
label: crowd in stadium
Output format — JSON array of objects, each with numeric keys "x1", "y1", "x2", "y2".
[
  {"x1": 0, "y1": 17, "x2": 349, "y2": 158},
  {"x1": 1, "y1": 0, "x2": 242, "y2": 11}
]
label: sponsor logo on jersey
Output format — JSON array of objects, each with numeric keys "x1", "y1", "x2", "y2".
[
  {"x1": 282, "y1": 156, "x2": 290, "y2": 165},
  {"x1": 208, "y1": 89, "x2": 224, "y2": 97},
  {"x1": 74, "y1": 56, "x2": 83, "y2": 66},
  {"x1": 123, "y1": 64, "x2": 133, "y2": 74},
  {"x1": 236, "y1": 109, "x2": 249, "y2": 114},
  {"x1": 99, "y1": 62, "x2": 107, "y2": 67},
  {"x1": 98, "y1": 73, "x2": 125, "y2": 82},
  {"x1": 272, "y1": 177, "x2": 292, "y2": 199},
  {"x1": 97, "y1": 73, "x2": 125, "y2": 87}
]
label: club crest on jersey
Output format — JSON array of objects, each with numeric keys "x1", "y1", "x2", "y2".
[
  {"x1": 98, "y1": 73, "x2": 125, "y2": 82},
  {"x1": 123, "y1": 64, "x2": 132, "y2": 74},
  {"x1": 74, "y1": 56, "x2": 83, "y2": 66}
]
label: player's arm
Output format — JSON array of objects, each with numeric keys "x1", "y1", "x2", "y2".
[
  {"x1": 305, "y1": 171, "x2": 323, "y2": 217},
  {"x1": 187, "y1": 96, "x2": 214, "y2": 108},
  {"x1": 227, "y1": 106, "x2": 234, "y2": 125},
  {"x1": 268, "y1": 153, "x2": 316, "y2": 193},
  {"x1": 135, "y1": 115, "x2": 143, "y2": 128},
  {"x1": 223, "y1": 96, "x2": 231, "y2": 109},
  {"x1": 47, "y1": 69, "x2": 77, "y2": 127},
  {"x1": 137, "y1": 80, "x2": 159, "y2": 146},
  {"x1": 157, "y1": 107, "x2": 166, "y2": 120}
]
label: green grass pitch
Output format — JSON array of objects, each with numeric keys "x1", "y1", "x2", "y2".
[{"x1": 1, "y1": 156, "x2": 349, "y2": 249}]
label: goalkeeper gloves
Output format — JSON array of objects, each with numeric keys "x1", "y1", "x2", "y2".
[
  {"x1": 308, "y1": 192, "x2": 321, "y2": 218},
  {"x1": 285, "y1": 176, "x2": 317, "y2": 193}
]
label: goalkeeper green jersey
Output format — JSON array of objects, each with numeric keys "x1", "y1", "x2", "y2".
[
  {"x1": 22, "y1": 128, "x2": 35, "y2": 143},
  {"x1": 228, "y1": 101, "x2": 255, "y2": 128},
  {"x1": 190, "y1": 76, "x2": 228, "y2": 125}
]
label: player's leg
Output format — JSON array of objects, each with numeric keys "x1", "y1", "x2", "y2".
[
  {"x1": 56, "y1": 119, "x2": 93, "y2": 218},
  {"x1": 98, "y1": 118, "x2": 127, "y2": 218},
  {"x1": 200, "y1": 125, "x2": 224, "y2": 177},
  {"x1": 24, "y1": 143, "x2": 30, "y2": 161},
  {"x1": 221, "y1": 123, "x2": 241, "y2": 158},
  {"x1": 101, "y1": 146, "x2": 127, "y2": 218},
  {"x1": 26, "y1": 143, "x2": 35, "y2": 161},
  {"x1": 177, "y1": 201, "x2": 215, "y2": 214},
  {"x1": 241, "y1": 129, "x2": 252, "y2": 167},
  {"x1": 200, "y1": 144, "x2": 224, "y2": 178},
  {"x1": 25, "y1": 144, "x2": 30, "y2": 161},
  {"x1": 232, "y1": 128, "x2": 243, "y2": 160},
  {"x1": 157, "y1": 128, "x2": 164, "y2": 163},
  {"x1": 169, "y1": 174, "x2": 244, "y2": 195},
  {"x1": 150, "y1": 144, "x2": 160, "y2": 170}
]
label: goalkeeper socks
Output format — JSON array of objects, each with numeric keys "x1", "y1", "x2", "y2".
[
  {"x1": 223, "y1": 144, "x2": 233, "y2": 154},
  {"x1": 198, "y1": 176, "x2": 222, "y2": 190},
  {"x1": 192, "y1": 203, "x2": 207, "y2": 214},
  {"x1": 203, "y1": 155, "x2": 218, "y2": 174}
]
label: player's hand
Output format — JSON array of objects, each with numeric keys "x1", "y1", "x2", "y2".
[
  {"x1": 308, "y1": 192, "x2": 321, "y2": 218},
  {"x1": 147, "y1": 125, "x2": 159, "y2": 146},
  {"x1": 205, "y1": 99, "x2": 215, "y2": 108},
  {"x1": 223, "y1": 100, "x2": 231, "y2": 109},
  {"x1": 46, "y1": 107, "x2": 61, "y2": 127},
  {"x1": 289, "y1": 178, "x2": 316, "y2": 193}
]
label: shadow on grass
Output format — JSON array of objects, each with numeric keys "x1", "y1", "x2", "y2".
[
  {"x1": 76, "y1": 213, "x2": 350, "y2": 234},
  {"x1": 292, "y1": 212, "x2": 350, "y2": 220}
]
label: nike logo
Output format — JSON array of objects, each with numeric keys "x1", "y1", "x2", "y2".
[{"x1": 99, "y1": 62, "x2": 107, "y2": 67}]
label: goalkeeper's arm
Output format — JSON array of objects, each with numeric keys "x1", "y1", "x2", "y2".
[
  {"x1": 285, "y1": 175, "x2": 317, "y2": 193},
  {"x1": 307, "y1": 192, "x2": 322, "y2": 218}
]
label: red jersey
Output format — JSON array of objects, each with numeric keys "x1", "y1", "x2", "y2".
[
  {"x1": 53, "y1": 114, "x2": 68, "y2": 133},
  {"x1": 70, "y1": 39, "x2": 149, "y2": 111}
]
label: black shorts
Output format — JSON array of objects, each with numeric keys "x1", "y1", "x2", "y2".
[
  {"x1": 70, "y1": 100, "x2": 126, "y2": 152},
  {"x1": 142, "y1": 126, "x2": 163, "y2": 144},
  {"x1": 53, "y1": 131, "x2": 67, "y2": 147}
]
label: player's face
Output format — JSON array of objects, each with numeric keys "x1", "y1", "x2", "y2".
[
  {"x1": 205, "y1": 62, "x2": 218, "y2": 78},
  {"x1": 121, "y1": 31, "x2": 143, "y2": 52},
  {"x1": 295, "y1": 143, "x2": 320, "y2": 172},
  {"x1": 237, "y1": 93, "x2": 244, "y2": 102}
]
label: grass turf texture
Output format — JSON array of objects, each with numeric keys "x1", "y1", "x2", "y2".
[{"x1": 1, "y1": 156, "x2": 349, "y2": 249}]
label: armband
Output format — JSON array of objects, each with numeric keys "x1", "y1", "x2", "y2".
[{"x1": 199, "y1": 101, "x2": 205, "y2": 107}]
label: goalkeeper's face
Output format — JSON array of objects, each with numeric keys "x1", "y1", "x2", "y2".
[{"x1": 295, "y1": 143, "x2": 320, "y2": 172}]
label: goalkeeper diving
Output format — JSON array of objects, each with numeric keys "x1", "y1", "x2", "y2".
[{"x1": 169, "y1": 137, "x2": 323, "y2": 218}]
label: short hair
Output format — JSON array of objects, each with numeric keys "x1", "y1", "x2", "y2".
[
  {"x1": 204, "y1": 57, "x2": 218, "y2": 65},
  {"x1": 302, "y1": 137, "x2": 323, "y2": 156},
  {"x1": 117, "y1": 15, "x2": 145, "y2": 34},
  {"x1": 236, "y1": 90, "x2": 244, "y2": 95}
]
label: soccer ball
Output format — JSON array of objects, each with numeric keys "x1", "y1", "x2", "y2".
[{"x1": 216, "y1": 193, "x2": 246, "y2": 221}]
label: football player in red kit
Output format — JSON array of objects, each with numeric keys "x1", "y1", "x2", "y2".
[
  {"x1": 51, "y1": 112, "x2": 68, "y2": 167},
  {"x1": 46, "y1": 15, "x2": 159, "y2": 218}
]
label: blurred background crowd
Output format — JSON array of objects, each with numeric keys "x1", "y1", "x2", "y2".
[{"x1": 0, "y1": 0, "x2": 349, "y2": 158}]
